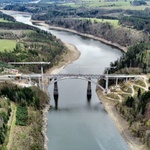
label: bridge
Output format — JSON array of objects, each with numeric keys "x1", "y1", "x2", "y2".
[{"x1": 1, "y1": 73, "x2": 143, "y2": 109}]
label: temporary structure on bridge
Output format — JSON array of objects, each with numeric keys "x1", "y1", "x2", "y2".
[{"x1": 8, "y1": 62, "x2": 51, "y2": 90}]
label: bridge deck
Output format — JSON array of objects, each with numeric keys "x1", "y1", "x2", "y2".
[{"x1": 7, "y1": 73, "x2": 143, "y2": 79}]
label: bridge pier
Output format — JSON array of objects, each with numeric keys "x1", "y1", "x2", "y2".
[
  {"x1": 87, "y1": 78, "x2": 92, "y2": 101},
  {"x1": 53, "y1": 78, "x2": 59, "y2": 110},
  {"x1": 38, "y1": 77, "x2": 41, "y2": 89},
  {"x1": 29, "y1": 77, "x2": 32, "y2": 85},
  {"x1": 105, "y1": 76, "x2": 109, "y2": 93},
  {"x1": 115, "y1": 77, "x2": 118, "y2": 87}
]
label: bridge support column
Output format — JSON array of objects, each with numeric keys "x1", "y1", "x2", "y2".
[
  {"x1": 105, "y1": 76, "x2": 109, "y2": 93},
  {"x1": 87, "y1": 78, "x2": 92, "y2": 101},
  {"x1": 116, "y1": 77, "x2": 118, "y2": 87},
  {"x1": 38, "y1": 77, "x2": 41, "y2": 89},
  {"x1": 29, "y1": 77, "x2": 32, "y2": 85},
  {"x1": 53, "y1": 78, "x2": 59, "y2": 110}
]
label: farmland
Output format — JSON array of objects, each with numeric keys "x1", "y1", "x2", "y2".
[
  {"x1": 0, "y1": 39, "x2": 16, "y2": 51},
  {"x1": 81, "y1": 18, "x2": 119, "y2": 26},
  {"x1": 0, "y1": 18, "x2": 10, "y2": 22},
  {"x1": 60, "y1": 0, "x2": 150, "y2": 10}
]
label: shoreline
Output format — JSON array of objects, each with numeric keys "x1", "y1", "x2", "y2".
[
  {"x1": 33, "y1": 20, "x2": 146, "y2": 150},
  {"x1": 31, "y1": 20, "x2": 128, "y2": 53},
  {"x1": 96, "y1": 89, "x2": 147, "y2": 150}
]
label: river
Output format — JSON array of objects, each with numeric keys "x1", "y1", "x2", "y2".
[{"x1": 2, "y1": 11, "x2": 129, "y2": 150}]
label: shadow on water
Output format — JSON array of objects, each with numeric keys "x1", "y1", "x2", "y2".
[{"x1": 49, "y1": 100, "x2": 107, "y2": 114}]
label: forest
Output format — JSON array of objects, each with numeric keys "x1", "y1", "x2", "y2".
[
  {"x1": 118, "y1": 89, "x2": 150, "y2": 146},
  {"x1": 110, "y1": 42, "x2": 150, "y2": 74},
  {"x1": 0, "y1": 83, "x2": 48, "y2": 149},
  {"x1": 0, "y1": 14, "x2": 67, "y2": 73},
  {"x1": 4, "y1": 3, "x2": 150, "y2": 48},
  {"x1": 0, "y1": 11, "x2": 15, "y2": 22}
]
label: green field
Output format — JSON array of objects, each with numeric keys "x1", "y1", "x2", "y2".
[
  {"x1": 63, "y1": 0, "x2": 150, "y2": 10},
  {"x1": 80, "y1": 18, "x2": 119, "y2": 26},
  {"x1": 0, "y1": 18, "x2": 10, "y2": 22},
  {"x1": 0, "y1": 39, "x2": 16, "y2": 51}
]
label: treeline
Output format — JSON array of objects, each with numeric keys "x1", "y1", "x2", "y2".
[
  {"x1": 0, "y1": 11, "x2": 15, "y2": 22},
  {"x1": 0, "y1": 83, "x2": 49, "y2": 149},
  {"x1": 45, "y1": 18, "x2": 144, "y2": 47},
  {"x1": 110, "y1": 42, "x2": 150, "y2": 74},
  {"x1": 119, "y1": 9, "x2": 150, "y2": 33},
  {"x1": 118, "y1": 89, "x2": 150, "y2": 147},
  {"x1": 3, "y1": 4, "x2": 123, "y2": 19},
  {"x1": 5, "y1": 3, "x2": 150, "y2": 23},
  {"x1": 0, "y1": 21, "x2": 37, "y2": 30},
  {"x1": 0, "y1": 98, "x2": 11, "y2": 146},
  {"x1": 4, "y1": 3, "x2": 150, "y2": 43},
  {"x1": 0, "y1": 22, "x2": 67, "y2": 73},
  {"x1": 0, "y1": 83, "x2": 48, "y2": 109}
]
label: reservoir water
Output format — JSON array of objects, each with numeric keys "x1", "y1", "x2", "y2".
[{"x1": 2, "y1": 11, "x2": 129, "y2": 150}]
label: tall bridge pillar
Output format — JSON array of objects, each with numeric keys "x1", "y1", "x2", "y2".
[
  {"x1": 115, "y1": 77, "x2": 118, "y2": 87},
  {"x1": 87, "y1": 78, "x2": 92, "y2": 101},
  {"x1": 38, "y1": 77, "x2": 42, "y2": 90},
  {"x1": 105, "y1": 76, "x2": 109, "y2": 93},
  {"x1": 53, "y1": 78, "x2": 59, "y2": 110}
]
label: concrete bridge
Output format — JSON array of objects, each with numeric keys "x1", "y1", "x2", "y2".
[
  {"x1": 2, "y1": 73, "x2": 143, "y2": 109},
  {"x1": 7, "y1": 73, "x2": 143, "y2": 89}
]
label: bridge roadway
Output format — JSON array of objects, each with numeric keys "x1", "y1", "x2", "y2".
[
  {"x1": 5, "y1": 73, "x2": 143, "y2": 79},
  {"x1": 0, "y1": 73, "x2": 144, "y2": 93},
  {"x1": 2, "y1": 73, "x2": 142, "y2": 83}
]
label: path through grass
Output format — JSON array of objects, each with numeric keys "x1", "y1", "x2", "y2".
[{"x1": 7, "y1": 103, "x2": 17, "y2": 150}]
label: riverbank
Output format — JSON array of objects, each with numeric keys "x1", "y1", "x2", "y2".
[
  {"x1": 96, "y1": 89, "x2": 148, "y2": 150},
  {"x1": 31, "y1": 20, "x2": 128, "y2": 53},
  {"x1": 46, "y1": 42, "x2": 80, "y2": 75},
  {"x1": 35, "y1": 20, "x2": 146, "y2": 150}
]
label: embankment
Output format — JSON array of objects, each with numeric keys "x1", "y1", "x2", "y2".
[{"x1": 96, "y1": 89, "x2": 147, "y2": 150}]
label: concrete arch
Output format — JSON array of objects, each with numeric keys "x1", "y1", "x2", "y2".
[{"x1": 48, "y1": 76, "x2": 105, "y2": 91}]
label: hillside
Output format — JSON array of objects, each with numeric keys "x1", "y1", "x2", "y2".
[
  {"x1": 97, "y1": 74, "x2": 150, "y2": 149},
  {"x1": 3, "y1": 1, "x2": 150, "y2": 48},
  {"x1": 0, "y1": 82, "x2": 49, "y2": 150},
  {"x1": 0, "y1": 11, "x2": 67, "y2": 73}
]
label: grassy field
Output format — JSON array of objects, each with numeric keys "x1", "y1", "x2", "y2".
[
  {"x1": 63, "y1": 0, "x2": 150, "y2": 10},
  {"x1": 0, "y1": 18, "x2": 10, "y2": 22},
  {"x1": 82, "y1": 18, "x2": 119, "y2": 26},
  {"x1": 0, "y1": 39, "x2": 16, "y2": 51}
]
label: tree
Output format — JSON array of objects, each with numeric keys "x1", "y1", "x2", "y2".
[
  {"x1": 137, "y1": 88, "x2": 141, "y2": 98},
  {"x1": 125, "y1": 96, "x2": 135, "y2": 107}
]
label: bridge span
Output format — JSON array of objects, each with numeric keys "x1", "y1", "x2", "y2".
[
  {"x1": 8, "y1": 73, "x2": 143, "y2": 79},
  {"x1": 6, "y1": 73, "x2": 143, "y2": 91},
  {"x1": 1, "y1": 73, "x2": 143, "y2": 109}
]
